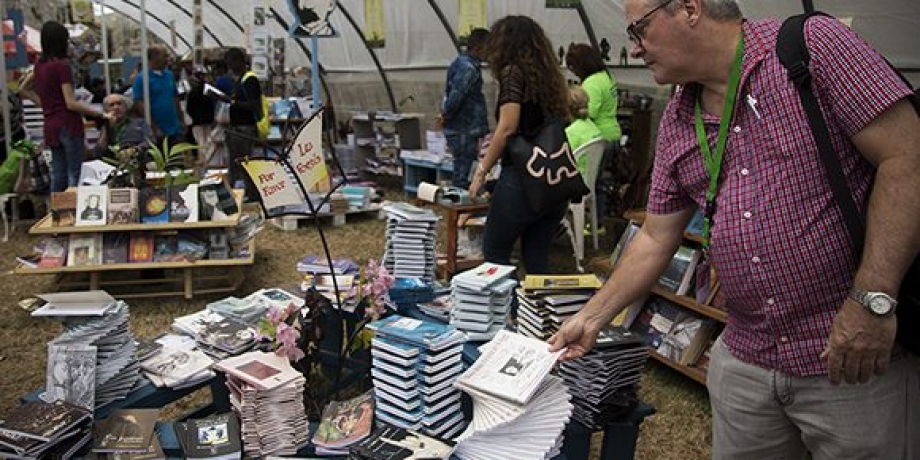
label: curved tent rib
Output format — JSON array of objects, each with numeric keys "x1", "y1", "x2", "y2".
[{"x1": 335, "y1": 1, "x2": 396, "y2": 112}]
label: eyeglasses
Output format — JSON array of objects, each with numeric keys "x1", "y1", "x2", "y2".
[{"x1": 626, "y1": 0, "x2": 675, "y2": 46}]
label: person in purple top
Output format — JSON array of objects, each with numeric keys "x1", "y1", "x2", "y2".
[{"x1": 550, "y1": 1, "x2": 920, "y2": 458}]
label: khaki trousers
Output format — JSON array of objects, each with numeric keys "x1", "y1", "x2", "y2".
[{"x1": 707, "y1": 336, "x2": 919, "y2": 460}]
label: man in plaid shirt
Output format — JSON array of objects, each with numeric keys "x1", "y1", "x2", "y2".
[{"x1": 550, "y1": 0, "x2": 920, "y2": 458}]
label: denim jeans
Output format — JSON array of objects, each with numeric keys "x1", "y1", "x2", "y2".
[
  {"x1": 482, "y1": 167, "x2": 568, "y2": 274},
  {"x1": 50, "y1": 127, "x2": 86, "y2": 192},
  {"x1": 446, "y1": 133, "x2": 479, "y2": 189}
]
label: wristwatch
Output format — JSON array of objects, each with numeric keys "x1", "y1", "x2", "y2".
[{"x1": 850, "y1": 288, "x2": 898, "y2": 316}]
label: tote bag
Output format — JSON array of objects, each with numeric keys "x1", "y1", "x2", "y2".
[{"x1": 505, "y1": 118, "x2": 589, "y2": 213}]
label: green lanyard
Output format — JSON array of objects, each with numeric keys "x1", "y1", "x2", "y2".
[{"x1": 694, "y1": 35, "x2": 745, "y2": 250}]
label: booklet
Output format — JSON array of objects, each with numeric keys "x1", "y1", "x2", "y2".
[{"x1": 31, "y1": 291, "x2": 117, "y2": 317}]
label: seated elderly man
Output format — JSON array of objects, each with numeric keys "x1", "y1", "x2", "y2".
[{"x1": 96, "y1": 93, "x2": 152, "y2": 158}]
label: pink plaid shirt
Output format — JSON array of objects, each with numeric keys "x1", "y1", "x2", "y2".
[{"x1": 648, "y1": 18, "x2": 913, "y2": 376}]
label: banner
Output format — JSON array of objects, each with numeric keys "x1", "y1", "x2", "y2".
[
  {"x1": 192, "y1": 0, "x2": 203, "y2": 65},
  {"x1": 2, "y1": 9, "x2": 27, "y2": 69},
  {"x1": 288, "y1": 110, "x2": 329, "y2": 192},
  {"x1": 287, "y1": 0, "x2": 338, "y2": 37},
  {"x1": 457, "y1": 0, "x2": 486, "y2": 43},
  {"x1": 242, "y1": 159, "x2": 306, "y2": 212},
  {"x1": 546, "y1": 0, "x2": 581, "y2": 8},
  {"x1": 363, "y1": 0, "x2": 385, "y2": 49}
]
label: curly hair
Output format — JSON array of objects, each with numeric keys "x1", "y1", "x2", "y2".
[
  {"x1": 565, "y1": 43, "x2": 606, "y2": 81},
  {"x1": 483, "y1": 15, "x2": 569, "y2": 119}
]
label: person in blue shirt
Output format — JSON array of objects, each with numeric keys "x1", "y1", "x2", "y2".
[
  {"x1": 439, "y1": 28, "x2": 490, "y2": 189},
  {"x1": 132, "y1": 44, "x2": 185, "y2": 147}
]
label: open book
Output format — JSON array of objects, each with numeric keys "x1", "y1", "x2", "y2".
[{"x1": 203, "y1": 83, "x2": 230, "y2": 102}]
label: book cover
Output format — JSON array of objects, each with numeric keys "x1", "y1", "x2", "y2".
[
  {"x1": 38, "y1": 237, "x2": 68, "y2": 268},
  {"x1": 610, "y1": 221, "x2": 640, "y2": 268},
  {"x1": 169, "y1": 183, "x2": 199, "y2": 223},
  {"x1": 139, "y1": 188, "x2": 169, "y2": 223},
  {"x1": 45, "y1": 343, "x2": 97, "y2": 411},
  {"x1": 175, "y1": 413, "x2": 241, "y2": 459},
  {"x1": 75, "y1": 185, "x2": 109, "y2": 226},
  {"x1": 107, "y1": 187, "x2": 139, "y2": 224},
  {"x1": 67, "y1": 234, "x2": 102, "y2": 267},
  {"x1": 349, "y1": 424, "x2": 455, "y2": 460},
  {"x1": 128, "y1": 232, "x2": 154, "y2": 263},
  {"x1": 451, "y1": 262, "x2": 516, "y2": 290},
  {"x1": 367, "y1": 315, "x2": 465, "y2": 350},
  {"x1": 312, "y1": 390, "x2": 375, "y2": 449},
  {"x1": 658, "y1": 246, "x2": 702, "y2": 296},
  {"x1": 211, "y1": 351, "x2": 302, "y2": 391},
  {"x1": 50, "y1": 190, "x2": 77, "y2": 227},
  {"x1": 0, "y1": 400, "x2": 91, "y2": 442},
  {"x1": 103, "y1": 233, "x2": 130, "y2": 264},
  {"x1": 93, "y1": 408, "x2": 160, "y2": 453},
  {"x1": 152, "y1": 235, "x2": 181, "y2": 262},
  {"x1": 523, "y1": 274, "x2": 602, "y2": 291},
  {"x1": 198, "y1": 182, "x2": 238, "y2": 221}
]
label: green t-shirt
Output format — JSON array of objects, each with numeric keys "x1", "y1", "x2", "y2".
[
  {"x1": 581, "y1": 71, "x2": 622, "y2": 142},
  {"x1": 566, "y1": 118, "x2": 602, "y2": 174}
]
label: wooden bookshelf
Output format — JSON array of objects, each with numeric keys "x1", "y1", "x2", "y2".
[
  {"x1": 650, "y1": 285, "x2": 727, "y2": 323},
  {"x1": 647, "y1": 348, "x2": 707, "y2": 385},
  {"x1": 622, "y1": 209, "x2": 705, "y2": 244}
]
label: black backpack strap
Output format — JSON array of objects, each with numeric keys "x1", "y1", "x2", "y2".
[{"x1": 776, "y1": 12, "x2": 866, "y2": 251}]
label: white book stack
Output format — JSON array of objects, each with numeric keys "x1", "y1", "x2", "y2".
[
  {"x1": 449, "y1": 263, "x2": 517, "y2": 341},
  {"x1": 452, "y1": 330, "x2": 572, "y2": 460},
  {"x1": 515, "y1": 290, "x2": 593, "y2": 341},
  {"x1": 366, "y1": 315, "x2": 468, "y2": 440},
  {"x1": 382, "y1": 202, "x2": 439, "y2": 283},
  {"x1": 43, "y1": 300, "x2": 142, "y2": 410},
  {"x1": 213, "y1": 351, "x2": 310, "y2": 457},
  {"x1": 140, "y1": 346, "x2": 215, "y2": 389}
]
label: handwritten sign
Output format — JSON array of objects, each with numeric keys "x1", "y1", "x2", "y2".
[
  {"x1": 242, "y1": 159, "x2": 304, "y2": 210},
  {"x1": 288, "y1": 110, "x2": 329, "y2": 192}
]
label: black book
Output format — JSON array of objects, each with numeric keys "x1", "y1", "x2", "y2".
[
  {"x1": 0, "y1": 400, "x2": 91, "y2": 442},
  {"x1": 349, "y1": 424, "x2": 454, "y2": 460},
  {"x1": 175, "y1": 413, "x2": 241, "y2": 459}
]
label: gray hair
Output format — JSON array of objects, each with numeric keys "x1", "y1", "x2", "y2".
[{"x1": 664, "y1": 0, "x2": 742, "y2": 21}]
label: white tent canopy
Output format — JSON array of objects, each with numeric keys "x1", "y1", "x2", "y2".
[{"x1": 99, "y1": 0, "x2": 920, "y2": 72}]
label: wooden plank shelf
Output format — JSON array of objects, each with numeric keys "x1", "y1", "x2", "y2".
[
  {"x1": 650, "y1": 285, "x2": 727, "y2": 323},
  {"x1": 647, "y1": 348, "x2": 707, "y2": 385}
]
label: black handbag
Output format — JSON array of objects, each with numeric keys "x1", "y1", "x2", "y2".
[
  {"x1": 778, "y1": 13, "x2": 920, "y2": 355},
  {"x1": 505, "y1": 118, "x2": 590, "y2": 213}
]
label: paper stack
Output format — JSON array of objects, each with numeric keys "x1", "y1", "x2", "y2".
[
  {"x1": 213, "y1": 351, "x2": 310, "y2": 457},
  {"x1": 140, "y1": 346, "x2": 215, "y2": 389},
  {"x1": 516, "y1": 290, "x2": 594, "y2": 341},
  {"x1": 453, "y1": 330, "x2": 572, "y2": 460},
  {"x1": 449, "y1": 262, "x2": 517, "y2": 341},
  {"x1": 558, "y1": 325, "x2": 648, "y2": 430},
  {"x1": 41, "y1": 298, "x2": 143, "y2": 410},
  {"x1": 366, "y1": 315, "x2": 468, "y2": 439},
  {"x1": 381, "y1": 202, "x2": 439, "y2": 284},
  {"x1": 171, "y1": 309, "x2": 257, "y2": 359},
  {"x1": 0, "y1": 400, "x2": 93, "y2": 460}
]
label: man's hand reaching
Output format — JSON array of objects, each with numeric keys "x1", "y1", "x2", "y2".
[{"x1": 548, "y1": 313, "x2": 601, "y2": 361}]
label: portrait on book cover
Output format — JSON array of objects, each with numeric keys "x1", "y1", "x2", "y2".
[
  {"x1": 498, "y1": 348, "x2": 537, "y2": 377},
  {"x1": 47, "y1": 345, "x2": 96, "y2": 411},
  {"x1": 198, "y1": 422, "x2": 228, "y2": 445},
  {"x1": 78, "y1": 193, "x2": 104, "y2": 222}
]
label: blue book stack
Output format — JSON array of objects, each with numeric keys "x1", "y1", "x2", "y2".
[
  {"x1": 388, "y1": 277, "x2": 436, "y2": 311},
  {"x1": 366, "y1": 315, "x2": 467, "y2": 440}
]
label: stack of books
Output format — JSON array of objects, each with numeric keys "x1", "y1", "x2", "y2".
[
  {"x1": 311, "y1": 390, "x2": 375, "y2": 456},
  {"x1": 175, "y1": 413, "x2": 243, "y2": 460},
  {"x1": 206, "y1": 295, "x2": 269, "y2": 325},
  {"x1": 381, "y1": 202, "x2": 439, "y2": 284},
  {"x1": 140, "y1": 346, "x2": 215, "y2": 389},
  {"x1": 449, "y1": 262, "x2": 517, "y2": 341},
  {"x1": 171, "y1": 309, "x2": 257, "y2": 359},
  {"x1": 35, "y1": 295, "x2": 143, "y2": 410},
  {"x1": 452, "y1": 330, "x2": 572, "y2": 460},
  {"x1": 558, "y1": 326, "x2": 648, "y2": 430},
  {"x1": 366, "y1": 315, "x2": 468, "y2": 439},
  {"x1": 340, "y1": 185, "x2": 374, "y2": 211},
  {"x1": 295, "y1": 255, "x2": 359, "y2": 275},
  {"x1": 0, "y1": 400, "x2": 93, "y2": 459},
  {"x1": 213, "y1": 351, "x2": 309, "y2": 457},
  {"x1": 388, "y1": 277, "x2": 435, "y2": 310},
  {"x1": 92, "y1": 408, "x2": 163, "y2": 457}
]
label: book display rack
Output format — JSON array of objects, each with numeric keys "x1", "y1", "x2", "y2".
[
  {"x1": 15, "y1": 190, "x2": 255, "y2": 300},
  {"x1": 619, "y1": 209, "x2": 726, "y2": 385}
]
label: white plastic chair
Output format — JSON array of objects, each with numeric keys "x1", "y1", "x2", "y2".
[{"x1": 562, "y1": 138, "x2": 607, "y2": 271}]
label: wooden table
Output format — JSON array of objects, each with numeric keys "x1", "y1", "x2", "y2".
[{"x1": 426, "y1": 200, "x2": 490, "y2": 279}]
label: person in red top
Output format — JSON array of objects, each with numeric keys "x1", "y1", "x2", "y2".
[
  {"x1": 30, "y1": 21, "x2": 107, "y2": 192},
  {"x1": 550, "y1": 0, "x2": 920, "y2": 458}
]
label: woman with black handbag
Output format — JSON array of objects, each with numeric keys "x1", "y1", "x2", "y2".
[{"x1": 469, "y1": 15, "x2": 575, "y2": 274}]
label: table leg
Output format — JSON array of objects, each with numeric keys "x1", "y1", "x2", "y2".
[{"x1": 445, "y1": 208, "x2": 459, "y2": 275}]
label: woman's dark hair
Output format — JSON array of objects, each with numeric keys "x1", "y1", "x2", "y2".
[
  {"x1": 40, "y1": 21, "x2": 70, "y2": 61},
  {"x1": 482, "y1": 15, "x2": 569, "y2": 119},
  {"x1": 565, "y1": 43, "x2": 606, "y2": 81}
]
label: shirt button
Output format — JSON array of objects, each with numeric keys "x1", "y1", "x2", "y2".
[
  {"x1": 733, "y1": 126, "x2": 741, "y2": 133},
  {"x1": 780, "y1": 336, "x2": 789, "y2": 344},
  {"x1": 766, "y1": 297, "x2": 775, "y2": 306},
  {"x1": 752, "y1": 256, "x2": 761, "y2": 263},
  {"x1": 743, "y1": 211, "x2": 753, "y2": 219},
  {"x1": 740, "y1": 168, "x2": 750, "y2": 176}
]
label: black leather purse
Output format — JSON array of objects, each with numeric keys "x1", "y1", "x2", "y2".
[{"x1": 505, "y1": 118, "x2": 589, "y2": 213}]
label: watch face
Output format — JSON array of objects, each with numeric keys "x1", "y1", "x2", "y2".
[{"x1": 868, "y1": 295, "x2": 893, "y2": 315}]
